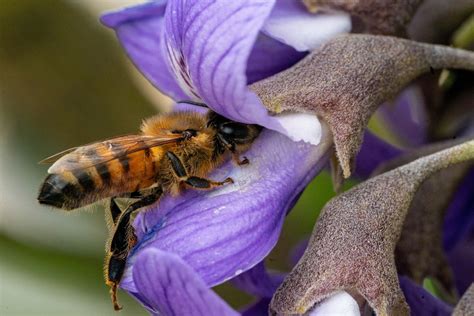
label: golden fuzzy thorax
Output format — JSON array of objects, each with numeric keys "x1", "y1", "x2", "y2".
[
  {"x1": 140, "y1": 111, "x2": 206, "y2": 135},
  {"x1": 141, "y1": 111, "x2": 218, "y2": 151},
  {"x1": 140, "y1": 111, "x2": 226, "y2": 195}
]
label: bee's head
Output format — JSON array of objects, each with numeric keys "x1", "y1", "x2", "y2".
[{"x1": 207, "y1": 111, "x2": 261, "y2": 152}]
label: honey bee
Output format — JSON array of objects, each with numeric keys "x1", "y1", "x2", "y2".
[{"x1": 38, "y1": 108, "x2": 261, "y2": 310}]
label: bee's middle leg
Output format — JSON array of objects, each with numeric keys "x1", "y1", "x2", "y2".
[
  {"x1": 217, "y1": 134, "x2": 249, "y2": 165},
  {"x1": 105, "y1": 188, "x2": 163, "y2": 311},
  {"x1": 166, "y1": 151, "x2": 234, "y2": 189}
]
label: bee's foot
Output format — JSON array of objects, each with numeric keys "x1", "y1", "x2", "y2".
[
  {"x1": 109, "y1": 282, "x2": 123, "y2": 311},
  {"x1": 128, "y1": 233, "x2": 138, "y2": 249},
  {"x1": 113, "y1": 301, "x2": 123, "y2": 312},
  {"x1": 223, "y1": 177, "x2": 234, "y2": 185},
  {"x1": 233, "y1": 154, "x2": 249, "y2": 165},
  {"x1": 238, "y1": 156, "x2": 249, "y2": 165}
]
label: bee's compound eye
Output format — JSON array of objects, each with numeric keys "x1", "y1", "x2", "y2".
[
  {"x1": 220, "y1": 123, "x2": 249, "y2": 139},
  {"x1": 220, "y1": 125, "x2": 233, "y2": 135}
]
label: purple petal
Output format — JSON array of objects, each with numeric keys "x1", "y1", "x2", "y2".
[
  {"x1": 443, "y1": 168, "x2": 474, "y2": 250},
  {"x1": 241, "y1": 298, "x2": 271, "y2": 316},
  {"x1": 165, "y1": 0, "x2": 321, "y2": 145},
  {"x1": 231, "y1": 261, "x2": 284, "y2": 298},
  {"x1": 163, "y1": 0, "x2": 292, "y2": 134},
  {"x1": 377, "y1": 86, "x2": 429, "y2": 147},
  {"x1": 289, "y1": 238, "x2": 309, "y2": 266},
  {"x1": 447, "y1": 233, "x2": 474, "y2": 296},
  {"x1": 132, "y1": 248, "x2": 238, "y2": 316},
  {"x1": 443, "y1": 168, "x2": 474, "y2": 294},
  {"x1": 102, "y1": 1, "x2": 324, "y2": 144},
  {"x1": 354, "y1": 131, "x2": 403, "y2": 179},
  {"x1": 101, "y1": 1, "x2": 188, "y2": 100},
  {"x1": 246, "y1": 33, "x2": 307, "y2": 84},
  {"x1": 122, "y1": 127, "x2": 332, "y2": 291},
  {"x1": 399, "y1": 276, "x2": 453, "y2": 316},
  {"x1": 262, "y1": 0, "x2": 351, "y2": 52}
]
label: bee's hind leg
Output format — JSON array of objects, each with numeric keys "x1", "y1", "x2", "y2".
[
  {"x1": 105, "y1": 197, "x2": 123, "y2": 232},
  {"x1": 105, "y1": 192, "x2": 144, "y2": 230},
  {"x1": 104, "y1": 188, "x2": 163, "y2": 311},
  {"x1": 166, "y1": 151, "x2": 234, "y2": 189}
]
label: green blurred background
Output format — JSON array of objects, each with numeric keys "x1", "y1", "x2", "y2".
[{"x1": 0, "y1": 1, "x2": 356, "y2": 315}]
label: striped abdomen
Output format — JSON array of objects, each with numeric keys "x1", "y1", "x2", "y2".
[{"x1": 38, "y1": 144, "x2": 164, "y2": 210}]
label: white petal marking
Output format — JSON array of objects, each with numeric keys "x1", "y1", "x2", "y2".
[
  {"x1": 262, "y1": 3, "x2": 351, "y2": 52},
  {"x1": 308, "y1": 291, "x2": 361, "y2": 316},
  {"x1": 275, "y1": 112, "x2": 322, "y2": 145}
]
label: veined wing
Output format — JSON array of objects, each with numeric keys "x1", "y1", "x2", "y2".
[{"x1": 40, "y1": 134, "x2": 184, "y2": 173}]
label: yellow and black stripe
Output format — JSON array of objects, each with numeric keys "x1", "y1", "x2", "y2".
[{"x1": 38, "y1": 143, "x2": 163, "y2": 210}]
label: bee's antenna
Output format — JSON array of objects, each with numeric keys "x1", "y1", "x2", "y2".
[{"x1": 176, "y1": 100, "x2": 208, "y2": 108}]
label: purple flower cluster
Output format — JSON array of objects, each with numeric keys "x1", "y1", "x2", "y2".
[{"x1": 100, "y1": 1, "x2": 473, "y2": 315}]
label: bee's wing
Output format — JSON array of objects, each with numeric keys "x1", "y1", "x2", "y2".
[
  {"x1": 40, "y1": 134, "x2": 184, "y2": 173},
  {"x1": 39, "y1": 135, "x2": 137, "y2": 164},
  {"x1": 39, "y1": 147, "x2": 81, "y2": 164}
]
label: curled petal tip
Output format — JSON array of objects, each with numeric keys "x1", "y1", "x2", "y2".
[{"x1": 263, "y1": 0, "x2": 351, "y2": 52}]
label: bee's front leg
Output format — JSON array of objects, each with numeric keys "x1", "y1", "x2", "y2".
[
  {"x1": 166, "y1": 151, "x2": 234, "y2": 189},
  {"x1": 233, "y1": 154, "x2": 249, "y2": 165},
  {"x1": 185, "y1": 176, "x2": 234, "y2": 189},
  {"x1": 104, "y1": 188, "x2": 162, "y2": 311},
  {"x1": 216, "y1": 134, "x2": 249, "y2": 165}
]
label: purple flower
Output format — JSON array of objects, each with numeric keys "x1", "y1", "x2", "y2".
[
  {"x1": 101, "y1": 0, "x2": 351, "y2": 144},
  {"x1": 101, "y1": 0, "x2": 350, "y2": 314}
]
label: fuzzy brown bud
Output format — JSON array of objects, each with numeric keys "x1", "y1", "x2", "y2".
[
  {"x1": 270, "y1": 140, "x2": 474, "y2": 316},
  {"x1": 252, "y1": 34, "x2": 474, "y2": 178}
]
